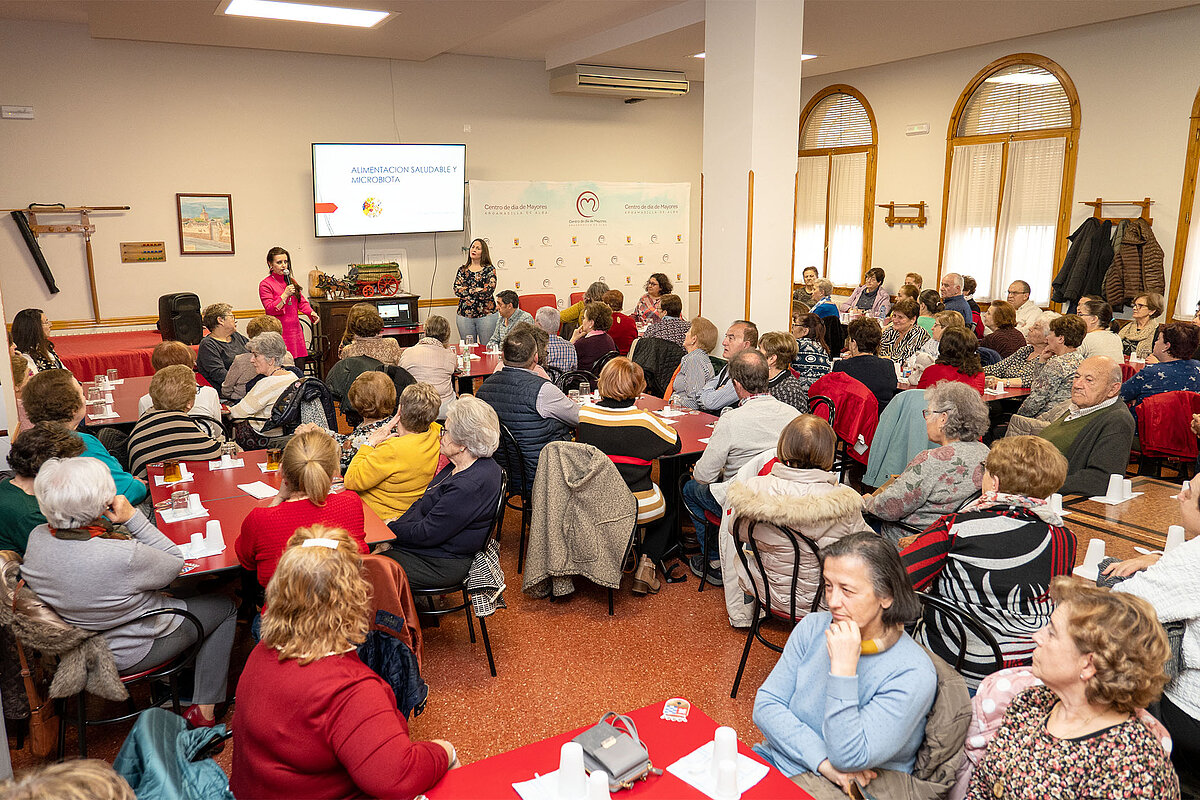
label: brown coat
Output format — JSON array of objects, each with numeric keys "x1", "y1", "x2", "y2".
[{"x1": 1103, "y1": 218, "x2": 1164, "y2": 310}]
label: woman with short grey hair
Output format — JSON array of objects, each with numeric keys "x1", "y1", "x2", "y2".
[
  {"x1": 863, "y1": 381, "x2": 990, "y2": 543},
  {"x1": 399, "y1": 315, "x2": 459, "y2": 417},
  {"x1": 20, "y1": 457, "x2": 236, "y2": 728},
  {"x1": 381, "y1": 396, "x2": 504, "y2": 588},
  {"x1": 561, "y1": 280, "x2": 611, "y2": 326},
  {"x1": 229, "y1": 331, "x2": 297, "y2": 437}
]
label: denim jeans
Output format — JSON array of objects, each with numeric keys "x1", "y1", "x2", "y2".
[
  {"x1": 456, "y1": 313, "x2": 498, "y2": 347},
  {"x1": 682, "y1": 479, "x2": 723, "y2": 560}
]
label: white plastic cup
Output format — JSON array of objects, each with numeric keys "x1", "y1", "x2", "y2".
[
  {"x1": 205, "y1": 520, "x2": 225, "y2": 550},
  {"x1": 1049, "y1": 493, "x2": 1063, "y2": 514},
  {"x1": 1082, "y1": 538, "x2": 1105, "y2": 569},
  {"x1": 715, "y1": 760, "x2": 740, "y2": 800},
  {"x1": 586, "y1": 770, "x2": 611, "y2": 800},
  {"x1": 1166, "y1": 525, "x2": 1186, "y2": 552},
  {"x1": 187, "y1": 493, "x2": 201, "y2": 513},
  {"x1": 1106, "y1": 474, "x2": 1124, "y2": 501},
  {"x1": 189, "y1": 531, "x2": 204, "y2": 548},
  {"x1": 710, "y1": 726, "x2": 738, "y2": 778},
  {"x1": 1184, "y1": 480, "x2": 1192, "y2": 495},
  {"x1": 557, "y1": 742, "x2": 587, "y2": 800},
  {"x1": 1123, "y1": 478, "x2": 1134, "y2": 500}
]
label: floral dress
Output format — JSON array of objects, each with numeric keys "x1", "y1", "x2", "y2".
[
  {"x1": 453, "y1": 265, "x2": 497, "y2": 318},
  {"x1": 861, "y1": 440, "x2": 989, "y2": 543},
  {"x1": 332, "y1": 419, "x2": 391, "y2": 473}
]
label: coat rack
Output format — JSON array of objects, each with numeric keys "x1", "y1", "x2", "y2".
[
  {"x1": 1080, "y1": 197, "x2": 1153, "y2": 226},
  {"x1": 2, "y1": 204, "x2": 130, "y2": 323},
  {"x1": 876, "y1": 201, "x2": 927, "y2": 228}
]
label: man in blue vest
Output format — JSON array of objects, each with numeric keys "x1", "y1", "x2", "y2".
[{"x1": 477, "y1": 326, "x2": 578, "y2": 486}]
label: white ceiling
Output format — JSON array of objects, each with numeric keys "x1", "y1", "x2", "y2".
[{"x1": 1, "y1": 0, "x2": 1196, "y2": 82}]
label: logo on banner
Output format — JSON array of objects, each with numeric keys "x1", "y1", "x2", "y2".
[
  {"x1": 676, "y1": 273, "x2": 682, "y2": 281},
  {"x1": 650, "y1": 234, "x2": 659, "y2": 243},
  {"x1": 638, "y1": 256, "x2": 644, "y2": 264},
  {"x1": 362, "y1": 198, "x2": 382, "y2": 218},
  {"x1": 662, "y1": 253, "x2": 671, "y2": 263},
  {"x1": 528, "y1": 259, "x2": 535, "y2": 268},
  {"x1": 483, "y1": 237, "x2": 491, "y2": 246},
  {"x1": 585, "y1": 256, "x2": 592, "y2": 265},
  {"x1": 610, "y1": 255, "x2": 619, "y2": 265},
  {"x1": 598, "y1": 234, "x2": 607, "y2": 245},
  {"x1": 515, "y1": 281, "x2": 521, "y2": 289},
  {"x1": 497, "y1": 259, "x2": 506, "y2": 269},
  {"x1": 555, "y1": 257, "x2": 565, "y2": 267},
  {"x1": 625, "y1": 235, "x2": 632, "y2": 245},
  {"x1": 571, "y1": 236, "x2": 578, "y2": 246},
  {"x1": 625, "y1": 276, "x2": 632, "y2": 285},
  {"x1": 513, "y1": 238, "x2": 520, "y2": 247},
  {"x1": 572, "y1": 278, "x2": 578, "y2": 286},
  {"x1": 541, "y1": 236, "x2": 551, "y2": 246},
  {"x1": 543, "y1": 278, "x2": 552, "y2": 288},
  {"x1": 677, "y1": 234, "x2": 684, "y2": 243},
  {"x1": 576, "y1": 191, "x2": 599, "y2": 217}
]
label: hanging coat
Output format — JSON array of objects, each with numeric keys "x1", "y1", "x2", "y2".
[
  {"x1": 1051, "y1": 218, "x2": 1113, "y2": 304},
  {"x1": 1103, "y1": 218, "x2": 1165, "y2": 311}
]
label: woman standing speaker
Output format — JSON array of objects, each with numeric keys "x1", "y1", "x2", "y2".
[{"x1": 259, "y1": 246, "x2": 317, "y2": 363}]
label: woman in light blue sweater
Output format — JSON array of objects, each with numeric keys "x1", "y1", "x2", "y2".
[{"x1": 753, "y1": 532, "x2": 936, "y2": 796}]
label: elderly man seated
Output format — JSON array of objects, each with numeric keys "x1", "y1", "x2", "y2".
[
  {"x1": 1037, "y1": 355, "x2": 1135, "y2": 496},
  {"x1": 534, "y1": 305, "x2": 577, "y2": 377}
]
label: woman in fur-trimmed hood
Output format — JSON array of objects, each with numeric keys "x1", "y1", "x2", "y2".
[{"x1": 717, "y1": 415, "x2": 872, "y2": 628}]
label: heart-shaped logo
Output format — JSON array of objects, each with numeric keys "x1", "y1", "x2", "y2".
[{"x1": 577, "y1": 191, "x2": 599, "y2": 217}]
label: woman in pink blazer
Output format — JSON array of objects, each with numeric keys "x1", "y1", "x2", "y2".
[{"x1": 259, "y1": 246, "x2": 317, "y2": 360}]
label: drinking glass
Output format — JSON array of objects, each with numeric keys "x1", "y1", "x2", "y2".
[
  {"x1": 465, "y1": 334, "x2": 477, "y2": 349},
  {"x1": 170, "y1": 490, "x2": 189, "y2": 510},
  {"x1": 94, "y1": 374, "x2": 106, "y2": 388},
  {"x1": 568, "y1": 389, "x2": 580, "y2": 404},
  {"x1": 106, "y1": 368, "x2": 118, "y2": 383},
  {"x1": 579, "y1": 381, "x2": 590, "y2": 398},
  {"x1": 87, "y1": 386, "x2": 102, "y2": 403},
  {"x1": 163, "y1": 460, "x2": 182, "y2": 482},
  {"x1": 266, "y1": 447, "x2": 283, "y2": 471}
]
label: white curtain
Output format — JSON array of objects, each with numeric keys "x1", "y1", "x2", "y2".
[
  {"x1": 827, "y1": 152, "x2": 867, "y2": 286},
  {"x1": 1175, "y1": 181, "x2": 1200, "y2": 319},
  {"x1": 794, "y1": 156, "x2": 829, "y2": 280},
  {"x1": 943, "y1": 143, "x2": 1003, "y2": 289},
  {"x1": 992, "y1": 137, "x2": 1065, "y2": 304}
]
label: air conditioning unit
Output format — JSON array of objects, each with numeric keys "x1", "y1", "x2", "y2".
[{"x1": 549, "y1": 64, "x2": 689, "y2": 99}]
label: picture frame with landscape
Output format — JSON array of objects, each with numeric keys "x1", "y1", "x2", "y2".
[{"x1": 176, "y1": 193, "x2": 235, "y2": 255}]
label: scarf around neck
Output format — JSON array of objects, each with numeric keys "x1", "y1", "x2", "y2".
[{"x1": 49, "y1": 516, "x2": 132, "y2": 541}]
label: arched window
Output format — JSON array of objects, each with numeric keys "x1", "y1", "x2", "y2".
[
  {"x1": 1168, "y1": 88, "x2": 1200, "y2": 320},
  {"x1": 938, "y1": 54, "x2": 1079, "y2": 304},
  {"x1": 794, "y1": 85, "x2": 877, "y2": 290}
]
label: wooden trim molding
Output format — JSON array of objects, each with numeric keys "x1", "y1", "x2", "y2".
[
  {"x1": 745, "y1": 169, "x2": 754, "y2": 319},
  {"x1": 937, "y1": 53, "x2": 1081, "y2": 301},
  {"x1": 1169, "y1": 109, "x2": 1200, "y2": 318},
  {"x1": 688, "y1": 284, "x2": 701, "y2": 293},
  {"x1": 698, "y1": 172, "x2": 704, "y2": 316}
]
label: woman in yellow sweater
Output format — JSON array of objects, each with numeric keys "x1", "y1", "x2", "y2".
[{"x1": 344, "y1": 382, "x2": 442, "y2": 521}]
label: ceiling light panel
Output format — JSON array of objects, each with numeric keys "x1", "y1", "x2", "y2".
[{"x1": 220, "y1": 0, "x2": 392, "y2": 28}]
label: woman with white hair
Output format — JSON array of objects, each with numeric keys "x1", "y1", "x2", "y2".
[
  {"x1": 983, "y1": 310, "x2": 1060, "y2": 389},
  {"x1": 20, "y1": 457, "x2": 236, "y2": 728},
  {"x1": 380, "y1": 396, "x2": 504, "y2": 588},
  {"x1": 398, "y1": 314, "x2": 459, "y2": 418},
  {"x1": 229, "y1": 331, "x2": 297, "y2": 438}
]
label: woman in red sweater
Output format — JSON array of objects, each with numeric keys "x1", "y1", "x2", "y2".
[
  {"x1": 236, "y1": 429, "x2": 368, "y2": 592},
  {"x1": 232, "y1": 526, "x2": 455, "y2": 799},
  {"x1": 916, "y1": 326, "x2": 985, "y2": 394}
]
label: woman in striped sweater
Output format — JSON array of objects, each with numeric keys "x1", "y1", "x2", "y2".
[
  {"x1": 577, "y1": 357, "x2": 681, "y2": 595},
  {"x1": 128, "y1": 365, "x2": 225, "y2": 478}
]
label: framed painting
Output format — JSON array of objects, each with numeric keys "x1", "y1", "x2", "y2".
[{"x1": 176, "y1": 193, "x2": 235, "y2": 255}]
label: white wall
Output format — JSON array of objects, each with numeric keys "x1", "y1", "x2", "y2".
[
  {"x1": 799, "y1": 6, "x2": 1200, "y2": 311},
  {"x1": 0, "y1": 20, "x2": 702, "y2": 326}
]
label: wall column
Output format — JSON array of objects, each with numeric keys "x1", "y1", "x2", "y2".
[{"x1": 700, "y1": 0, "x2": 804, "y2": 333}]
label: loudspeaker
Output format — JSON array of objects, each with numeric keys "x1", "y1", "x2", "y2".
[{"x1": 158, "y1": 293, "x2": 203, "y2": 345}]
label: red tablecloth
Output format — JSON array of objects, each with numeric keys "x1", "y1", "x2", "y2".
[
  {"x1": 425, "y1": 700, "x2": 811, "y2": 799},
  {"x1": 54, "y1": 331, "x2": 198, "y2": 383}
]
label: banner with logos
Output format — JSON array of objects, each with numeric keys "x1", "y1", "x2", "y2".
[{"x1": 467, "y1": 181, "x2": 691, "y2": 310}]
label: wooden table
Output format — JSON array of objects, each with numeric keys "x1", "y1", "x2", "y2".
[
  {"x1": 424, "y1": 700, "x2": 812, "y2": 799},
  {"x1": 146, "y1": 450, "x2": 392, "y2": 575},
  {"x1": 1063, "y1": 476, "x2": 1187, "y2": 562}
]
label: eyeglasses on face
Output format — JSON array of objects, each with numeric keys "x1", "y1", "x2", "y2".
[
  {"x1": 1132, "y1": 302, "x2": 1149, "y2": 309},
  {"x1": 922, "y1": 409, "x2": 950, "y2": 419}
]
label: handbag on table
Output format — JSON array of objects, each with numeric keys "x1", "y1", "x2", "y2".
[{"x1": 571, "y1": 711, "x2": 661, "y2": 791}]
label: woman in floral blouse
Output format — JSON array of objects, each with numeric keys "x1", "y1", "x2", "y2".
[
  {"x1": 453, "y1": 238, "x2": 498, "y2": 345},
  {"x1": 964, "y1": 578, "x2": 1178, "y2": 799},
  {"x1": 633, "y1": 273, "x2": 672, "y2": 326},
  {"x1": 1121, "y1": 322, "x2": 1200, "y2": 419},
  {"x1": 984, "y1": 311, "x2": 1058, "y2": 387},
  {"x1": 862, "y1": 380, "x2": 989, "y2": 543}
]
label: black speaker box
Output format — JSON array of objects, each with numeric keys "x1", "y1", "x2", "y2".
[{"x1": 158, "y1": 293, "x2": 203, "y2": 345}]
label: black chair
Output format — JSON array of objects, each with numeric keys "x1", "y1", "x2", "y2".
[
  {"x1": 806, "y1": 394, "x2": 846, "y2": 480},
  {"x1": 591, "y1": 350, "x2": 621, "y2": 376},
  {"x1": 493, "y1": 425, "x2": 533, "y2": 573},
  {"x1": 823, "y1": 315, "x2": 846, "y2": 355},
  {"x1": 411, "y1": 470, "x2": 507, "y2": 677},
  {"x1": 910, "y1": 594, "x2": 1004, "y2": 678},
  {"x1": 863, "y1": 488, "x2": 981, "y2": 540},
  {"x1": 630, "y1": 337, "x2": 685, "y2": 398},
  {"x1": 730, "y1": 519, "x2": 824, "y2": 698},
  {"x1": 555, "y1": 370, "x2": 597, "y2": 395},
  {"x1": 58, "y1": 608, "x2": 204, "y2": 758}
]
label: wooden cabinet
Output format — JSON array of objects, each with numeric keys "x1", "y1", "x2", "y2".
[{"x1": 311, "y1": 296, "x2": 422, "y2": 378}]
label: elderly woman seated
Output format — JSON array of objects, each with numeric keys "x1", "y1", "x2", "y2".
[
  {"x1": 760, "y1": 331, "x2": 808, "y2": 412},
  {"x1": 339, "y1": 303, "x2": 403, "y2": 365},
  {"x1": 232, "y1": 526, "x2": 455, "y2": 798},
  {"x1": 197, "y1": 301, "x2": 247, "y2": 392},
  {"x1": 22, "y1": 369, "x2": 147, "y2": 506},
  {"x1": 753, "y1": 532, "x2": 936, "y2": 796},
  {"x1": 670, "y1": 316, "x2": 718, "y2": 409},
  {"x1": 916, "y1": 327, "x2": 984, "y2": 393},
  {"x1": 303, "y1": 371, "x2": 401, "y2": 473},
  {"x1": 1106, "y1": 480, "x2": 1200, "y2": 775},
  {"x1": 137, "y1": 340, "x2": 222, "y2": 422},
  {"x1": 1118, "y1": 292, "x2": 1165, "y2": 360},
  {"x1": 902, "y1": 436, "x2": 1075, "y2": 686},
  {"x1": 790, "y1": 312, "x2": 832, "y2": 393},
  {"x1": 862, "y1": 381, "x2": 989, "y2": 543},
  {"x1": 879, "y1": 298, "x2": 931, "y2": 364},
  {"x1": 577, "y1": 358, "x2": 681, "y2": 595},
  {"x1": 221, "y1": 314, "x2": 295, "y2": 402},
  {"x1": 1004, "y1": 314, "x2": 1086, "y2": 437},
  {"x1": 718, "y1": 415, "x2": 871, "y2": 628},
  {"x1": 127, "y1": 365, "x2": 225, "y2": 478},
  {"x1": 1120, "y1": 322, "x2": 1200, "y2": 417},
  {"x1": 21, "y1": 457, "x2": 236, "y2": 727},
  {"x1": 344, "y1": 383, "x2": 442, "y2": 522},
  {"x1": 380, "y1": 396, "x2": 503, "y2": 589},
  {"x1": 569, "y1": 301, "x2": 618, "y2": 374},
  {"x1": 963, "y1": 579, "x2": 1177, "y2": 797},
  {"x1": 229, "y1": 332, "x2": 297, "y2": 442},
  {"x1": 0, "y1": 422, "x2": 85, "y2": 555},
  {"x1": 398, "y1": 314, "x2": 459, "y2": 418},
  {"x1": 983, "y1": 310, "x2": 1059, "y2": 389},
  {"x1": 979, "y1": 300, "x2": 1026, "y2": 359}
]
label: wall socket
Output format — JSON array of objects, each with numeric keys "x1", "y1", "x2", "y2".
[{"x1": 1, "y1": 106, "x2": 34, "y2": 120}]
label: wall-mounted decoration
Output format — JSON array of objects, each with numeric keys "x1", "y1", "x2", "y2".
[
  {"x1": 876, "y1": 201, "x2": 927, "y2": 228},
  {"x1": 176, "y1": 193, "x2": 235, "y2": 255},
  {"x1": 120, "y1": 241, "x2": 165, "y2": 263}
]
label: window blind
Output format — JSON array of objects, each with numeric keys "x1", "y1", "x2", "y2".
[
  {"x1": 800, "y1": 93, "x2": 873, "y2": 149},
  {"x1": 958, "y1": 65, "x2": 1071, "y2": 137}
]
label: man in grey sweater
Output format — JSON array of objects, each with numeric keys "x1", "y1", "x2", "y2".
[{"x1": 683, "y1": 350, "x2": 802, "y2": 585}]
